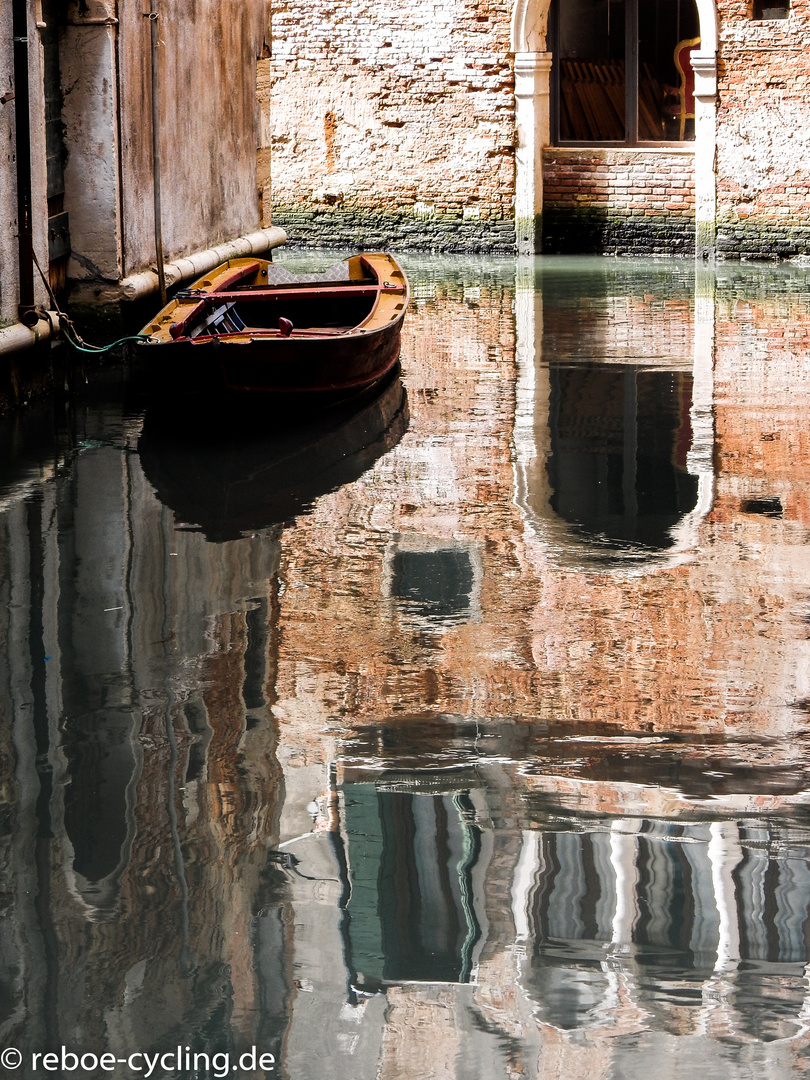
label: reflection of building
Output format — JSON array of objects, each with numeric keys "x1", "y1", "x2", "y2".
[
  {"x1": 0, "y1": 403, "x2": 286, "y2": 1066},
  {"x1": 518, "y1": 816, "x2": 810, "y2": 1041},
  {"x1": 259, "y1": 257, "x2": 810, "y2": 1073},
  {"x1": 5, "y1": 256, "x2": 810, "y2": 1076},
  {"x1": 272, "y1": 764, "x2": 810, "y2": 1077}
]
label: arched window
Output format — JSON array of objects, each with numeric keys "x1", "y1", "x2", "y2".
[{"x1": 550, "y1": 0, "x2": 700, "y2": 143}]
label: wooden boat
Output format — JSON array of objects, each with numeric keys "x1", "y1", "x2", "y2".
[{"x1": 138, "y1": 251, "x2": 409, "y2": 398}]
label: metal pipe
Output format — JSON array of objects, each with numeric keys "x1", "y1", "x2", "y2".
[
  {"x1": 148, "y1": 2, "x2": 166, "y2": 306},
  {"x1": 116, "y1": 226, "x2": 287, "y2": 302},
  {"x1": 12, "y1": 0, "x2": 36, "y2": 322},
  {"x1": 0, "y1": 315, "x2": 59, "y2": 357}
]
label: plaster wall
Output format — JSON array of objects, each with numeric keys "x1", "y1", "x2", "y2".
[
  {"x1": 0, "y1": 3, "x2": 19, "y2": 327},
  {"x1": 61, "y1": 5, "x2": 122, "y2": 285},
  {"x1": 115, "y1": 0, "x2": 270, "y2": 276},
  {"x1": 58, "y1": 0, "x2": 270, "y2": 291},
  {"x1": 1, "y1": 1, "x2": 50, "y2": 328}
]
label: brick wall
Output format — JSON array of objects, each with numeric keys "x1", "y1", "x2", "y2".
[
  {"x1": 259, "y1": 0, "x2": 810, "y2": 259},
  {"x1": 258, "y1": 0, "x2": 516, "y2": 252},
  {"x1": 542, "y1": 148, "x2": 696, "y2": 255},
  {"x1": 716, "y1": 0, "x2": 810, "y2": 257}
]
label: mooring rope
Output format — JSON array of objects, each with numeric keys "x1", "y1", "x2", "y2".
[{"x1": 31, "y1": 249, "x2": 152, "y2": 354}]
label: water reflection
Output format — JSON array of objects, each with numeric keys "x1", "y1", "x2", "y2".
[
  {"x1": 547, "y1": 365, "x2": 699, "y2": 550},
  {"x1": 341, "y1": 785, "x2": 482, "y2": 988},
  {"x1": 3, "y1": 253, "x2": 810, "y2": 1077},
  {"x1": 523, "y1": 814, "x2": 810, "y2": 1040},
  {"x1": 138, "y1": 367, "x2": 409, "y2": 541},
  {"x1": 513, "y1": 255, "x2": 714, "y2": 567}
]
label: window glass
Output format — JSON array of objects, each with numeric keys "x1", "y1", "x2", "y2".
[
  {"x1": 559, "y1": 0, "x2": 626, "y2": 140},
  {"x1": 555, "y1": 0, "x2": 699, "y2": 143},
  {"x1": 640, "y1": 0, "x2": 699, "y2": 140}
]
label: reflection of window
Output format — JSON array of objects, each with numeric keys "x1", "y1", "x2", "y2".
[
  {"x1": 550, "y1": 0, "x2": 700, "y2": 143},
  {"x1": 341, "y1": 786, "x2": 482, "y2": 987},
  {"x1": 546, "y1": 366, "x2": 699, "y2": 551},
  {"x1": 63, "y1": 710, "x2": 137, "y2": 913},
  {"x1": 391, "y1": 548, "x2": 475, "y2": 624}
]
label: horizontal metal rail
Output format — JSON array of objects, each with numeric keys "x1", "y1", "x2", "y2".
[{"x1": 191, "y1": 283, "x2": 396, "y2": 303}]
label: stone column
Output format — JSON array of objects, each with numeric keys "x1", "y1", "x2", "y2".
[
  {"x1": 62, "y1": 0, "x2": 123, "y2": 284},
  {"x1": 514, "y1": 52, "x2": 552, "y2": 255},
  {"x1": 692, "y1": 51, "x2": 718, "y2": 263}
]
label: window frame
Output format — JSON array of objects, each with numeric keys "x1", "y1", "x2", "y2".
[{"x1": 549, "y1": 0, "x2": 698, "y2": 148}]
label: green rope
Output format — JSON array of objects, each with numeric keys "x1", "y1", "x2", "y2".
[
  {"x1": 59, "y1": 321, "x2": 153, "y2": 355},
  {"x1": 31, "y1": 247, "x2": 155, "y2": 355}
]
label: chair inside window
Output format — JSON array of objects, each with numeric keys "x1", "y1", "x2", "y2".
[{"x1": 663, "y1": 37, "x2": 700, "y2": 140}]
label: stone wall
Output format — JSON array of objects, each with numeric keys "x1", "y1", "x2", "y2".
[
  {"x1": 716, "y1": 0, "x2": 810, "y2": 258},
  {"x1": 259, "y1": 0, "x2": 517, "y2": 252},
  {"x1": 542, "y1": 148, "x2": 696, "y2": 255}
]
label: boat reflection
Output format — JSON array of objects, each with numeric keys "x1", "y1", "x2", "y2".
[{"x1": 137, "y1": 368, "x2": 409, "y2": 541}]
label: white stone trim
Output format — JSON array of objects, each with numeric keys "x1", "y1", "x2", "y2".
[
  {"x1": 510, "y1": 0, "x2": 719, "y2": 257},
  {"x1": 514, "y1": 52, "x2": 552, "y2": 256}
]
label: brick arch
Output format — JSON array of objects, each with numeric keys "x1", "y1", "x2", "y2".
[{"x1": 510, "y1": 0, "x2": 718, "y2": 257}]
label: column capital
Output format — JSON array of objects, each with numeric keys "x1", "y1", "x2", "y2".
[
  {"x1": 514, "y1": 52, "x2": 553, "y2": 99},
  {"x1": 691, "y1": 51, "x2": 717, "y2": 100},
  {"x1": 514, "y1": 51, "x2": 553, "y2": 75}
]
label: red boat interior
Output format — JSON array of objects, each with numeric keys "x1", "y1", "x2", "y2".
[{"x1": 181, "y1": 274, "x2": 382, "y2": 341}]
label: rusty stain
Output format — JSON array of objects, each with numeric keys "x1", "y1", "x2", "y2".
[{"x1": 324, "y1": 110, "x2": 338, "y2": 173}]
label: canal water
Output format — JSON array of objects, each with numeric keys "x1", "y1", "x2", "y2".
[{"x1": 2, "y1": 254, "x2": 810, "y2": 1078}]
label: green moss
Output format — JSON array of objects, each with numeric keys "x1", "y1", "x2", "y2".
[
  {"x1": 273, "y1": 206, "x2": 516, "y2": 253},
  {"x1": 542, "y1": 206, "x2": 695, "y2": 256}
]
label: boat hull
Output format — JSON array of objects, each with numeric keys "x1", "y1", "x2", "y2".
[{"x1": 152, "y1": 317, "x2": 403, "y2": 396}]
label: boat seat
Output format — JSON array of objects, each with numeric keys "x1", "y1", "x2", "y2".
[
  {"x1": 188, "y1": 302, "x2": 246, "y2": 338},
  {"x1": 264, "y1": 261, "x2": 353, "y2": 286}
]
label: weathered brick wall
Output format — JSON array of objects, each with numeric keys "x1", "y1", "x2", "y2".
[
  {"x1": 542, "y1": 148, "x2": 696, "y2": 255},
  {"x1": 716, "y1": 0, "x2": 810, "y2": 257},
  {"x1": 258, "y1": 0, "x2": 516, "y2": 252}
]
